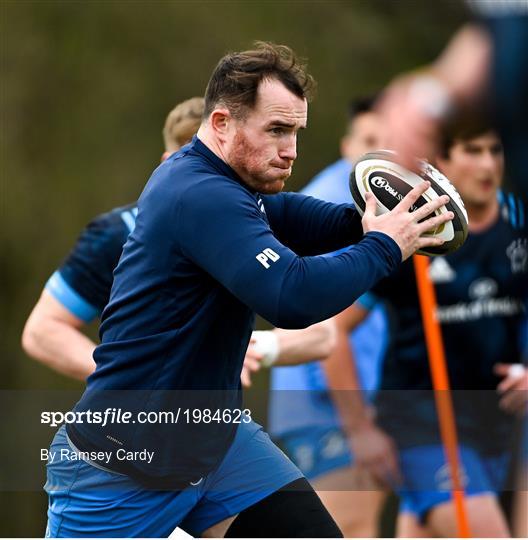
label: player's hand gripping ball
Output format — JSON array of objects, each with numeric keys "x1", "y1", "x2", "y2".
[{"x1": 350, "y1": 150, "x2": 468, "y2": 256}]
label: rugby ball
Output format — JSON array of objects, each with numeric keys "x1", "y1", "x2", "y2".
[{"x1": 350, "y1": 150, "x2": 468, "y2": 256}]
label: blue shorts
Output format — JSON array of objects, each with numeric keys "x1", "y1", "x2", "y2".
[
  {"x1": 45, "y1": 422, "x2": 302, "y2": 537},
  {"x1": 280, "y1": 426, "x2": 352, "y2": 481},
  {"x1": 397, "y1": 444, "x2": 510, "y2": 522}
]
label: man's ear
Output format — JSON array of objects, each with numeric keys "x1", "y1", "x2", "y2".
[{"x1": 209, "y1": 108, "x2": 231, "y2": 138}]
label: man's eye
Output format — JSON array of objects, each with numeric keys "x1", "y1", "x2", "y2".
[
  {"x1": 270, "y1": 127, "x2": 284, "y2": 135},
  {"x1": 491, "y1": 144, "x2": 503, "y2": 155}
]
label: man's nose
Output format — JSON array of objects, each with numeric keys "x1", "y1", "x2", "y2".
[
  {"x1": 480, "y1": 150, "x2": 498, "y2": 172},
  {"x1": 279, "y1": 134, "x2": 297, "y2": 161}
]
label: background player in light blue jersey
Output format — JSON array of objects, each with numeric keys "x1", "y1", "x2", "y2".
[
  {"x1": 22, "y1": 97, "x2": 205, "y2": 380},
  {"x1": 266, "y1": 96, "x2": 394, "y2": 537},
  {"x1": 329, "y1": 122, "x2": 527, "y2": 537}
]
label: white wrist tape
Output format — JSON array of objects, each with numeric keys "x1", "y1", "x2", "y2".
[
  {"x1": 251, "y1": 331, "x2": 280, "y2": 368},
  {"x1": 508, "y1": 364, "x2": 526, "y2": 380}
]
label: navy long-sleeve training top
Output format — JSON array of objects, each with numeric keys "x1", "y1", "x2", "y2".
[{"x1": 67, "y1": 136, "x2": 401, "y2": 487}]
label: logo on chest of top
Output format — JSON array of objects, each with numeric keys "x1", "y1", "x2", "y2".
[
  {"x1": 468, "y1": 277, "x2": 498, "y2": 300},
  {"x1": 506, "y1": 239, "x2": 527, "y2": 274},
  {"x1": 429, "y1": 257, "x2": 456, "y2": 283},
  {"x1": 257, "y1": 197, "x2": 266, "y2": 214}
]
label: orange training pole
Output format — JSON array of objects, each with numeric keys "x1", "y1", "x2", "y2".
[{"x1": 413, "y1": 254, "x2": 471, "y2": 538}]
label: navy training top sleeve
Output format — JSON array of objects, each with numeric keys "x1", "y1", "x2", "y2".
[
  {"x1": 46, "y1": 208, "x2": 134, "y2": 320},
  {"x1": 178, "y1": 179, "x2": 401, "y2": 329},
  {"x1": 261, "y1": 192, "x2": 363, "y2": 256}
]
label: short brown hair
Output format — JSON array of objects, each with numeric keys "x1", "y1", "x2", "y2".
[
  {"x1": 163, "y1": 96, "x2": 205, "y2": 152},
  {"x1": 204, "y1": 41, "x2": 315, "y2": 119},
  {"x1": 439, "y1": 114, "x2": 498, "y2": 158}
]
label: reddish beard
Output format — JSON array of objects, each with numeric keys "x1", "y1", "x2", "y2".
[{"x1": 228, "y1": 130, "x2": 290, "y2": 194}]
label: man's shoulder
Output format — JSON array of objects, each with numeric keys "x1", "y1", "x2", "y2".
[
  {"x1": 176, "y1": 177, "x2": 260, "y2": 225},
  {"x1": 168, "y1": 154, "x2": 258, "y2": 207},
  {"x1": 48, "y1": 203, "x2": 138, "y2": 318},
  {"x1": 88, "y1": 203, "x2": 137, "y2": 230},
  {"x1": 142, "y1": 138, "x2": 262, "y2": 223},
  {"x1": 147, "y1": 146, "x2": 244, "y2": 199},
  {"x1": 73, "y1": 203, "x2": 137, "y2": 258}
]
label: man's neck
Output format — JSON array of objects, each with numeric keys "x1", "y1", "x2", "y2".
[
  {"x1": 467, "y1": 198, "x2": 499, "y2": 233},
  {"x1": 196, "y1": 126, "x2": 229, "y2": 164}
]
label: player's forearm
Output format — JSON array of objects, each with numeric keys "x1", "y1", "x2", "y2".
[
  {"x1": 269, "y1": 232, "x2": 400, "y2": 328},
  {"x1": 324, "y1": 336, "x2": 371, "y2": 435},
  {"x1": 22, "y1": 318, "x2": 96, "y2": 380},
  {"x1": 432, "y1": 23, "x2": 491, "y2": 105},
  {"x1": 272, "y1": 320, "x2": 336, "y2": 365}
]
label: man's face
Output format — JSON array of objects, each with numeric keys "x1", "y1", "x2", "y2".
[
  {"x1": 225, "y1": 78, "x2": 308, "y2": 194},
  {"x1": 340, "y1": 111, "x2": 382, "y2": 164},
  {"x1": 436, "y1": 131, "x2": 503, "y2": 209}
]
